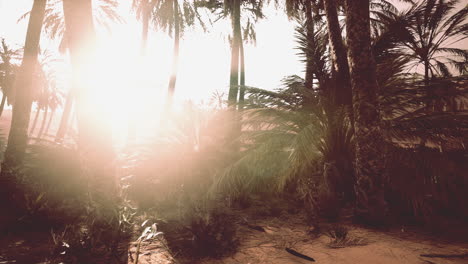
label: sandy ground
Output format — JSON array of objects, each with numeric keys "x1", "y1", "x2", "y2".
[
  {"x1": 192, "y1": 215, "x2": 468, "y2": 264},
  {"x1": 1, "y1": 109, "x2": 467, "y2": 264}
]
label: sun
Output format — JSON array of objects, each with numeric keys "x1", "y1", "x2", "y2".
[{"x1": 85, "y1": 33, "x2": 168, "y2": 146}]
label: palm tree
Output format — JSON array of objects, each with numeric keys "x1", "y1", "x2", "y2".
[
  {"x1": 345, "y1": 0, "x2": 387, "y2": 225},
  {"x1": 196, "y1": 0, "x2": 265, "y2": 107},
  {"x1": 27, "y1": 50, "x2": 57, "y2": 138},
  {"x1": 134, "y1": 0, "x2": 206, "y2": 112},
  {"x1": 400, "y1": 0, "x2": 467, "y2": 111},
  {"x1": 158, "y1": 0, "x2": 187, "y2": 110},
  {"x1": 279, "y1": 0, "x2": 321, "y2": 93},
  {"x1": 22, "y1": 0, "x2": 123, "y2": 143},
  {"x1": 322, "y1": 0, "x2": 351, "y2": 107},
  {"x1": 0, "y1": 0, "x2": 47, "y2": 224},
  {"x1": 155, "y1": 0, "x2": 207, "y2": 110},
  {"x1": 132, "y1": 0, "x2": 153, "y2": 56},
  {"x1": 35, "y1": 66, "x2": 62, "y2": 140},
  {"x1": 0, "y1": 39, "x2": 20, "y2": 118},
  {"x1": 62, "y1": 2, "x2": 120, "y2": 243},
  {"x1": 42, "y1": 85, "x2": 63, "y2": 139},
  {"x1": 2, "y1": 0, "x2": 47, "y2": 169}
]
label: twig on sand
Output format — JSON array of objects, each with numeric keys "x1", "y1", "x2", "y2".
[
  {"x1": 285, "y1": 248, "x2": 315, "y2": 262},
  {"x1": 420, "y1": 253, "x2": 468, "y2": 258}
]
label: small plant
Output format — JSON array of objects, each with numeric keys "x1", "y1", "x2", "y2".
[
  {"x1": 189, "y1": 209, "x2": 239, "y2": 258},
  {"x1": 132, "y1": 220, "x2": 163, "y2": 264},
  {"x1": 325, "y1": 225, "x2": 367, "y2": 248},
  {"x1": 326, "y1": 225, "x2": 348, "y2": 242}
]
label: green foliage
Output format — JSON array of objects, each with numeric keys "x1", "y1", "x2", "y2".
[
  {"x1": 398, "y1": 0, "x2": 468, "y2": 76},
  {"x1": 212, "y1": 78, "x2": 355, "y2": 205},
  {"x1": 195, "y1": 0, "x2": 266, "y2": 43},
  {"x1": 0, "y1": 38, "x2": 21, "y2": 105},
  {"x1": 21, "y1": 0, "x2": 124, "y2": 53},
  {"x1": 188, "y1": 206, "x2": 239, "y2": 258},
  {"x1": 123, "y1": 103, "x2": 235, "y2": 210}
]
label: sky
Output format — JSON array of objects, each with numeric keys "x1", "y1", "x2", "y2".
[
  {"x1": 0, "y1": 0, "x2": 303, "y2": 107},
  {"x1": 0, "y1": 0, "x2": 466, "y2": 108}
]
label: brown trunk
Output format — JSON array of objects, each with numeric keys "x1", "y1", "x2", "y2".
[
  {"x1": 44, "y1": 109, "x2": 55, "y2": 139},
  {"x1": 228, "y1": 0, "x2": 241, "y2": 107},
  {"x1": 424, "y1": 59, "x2": 440, "y2": 112},
  {"x1": 55, "y1": 90, "x2": 73, "y2": 143},
  {"x1": 63, "y1": 0, "x2": 117, "y2": 217},
  {"x1": 0, "y1": 0, "x2": 47, "y2": 225},
  {"x1": 238, "y1": 38, "x2": 245, "y2": 110},
  {"x1": 0, "y1": 93, "x2": 7, "y2": 117},
  {"x1": 140, "y1": 0, "x2": 150, "y2": 56},
  {"x1": 166, "y1": 0, "x2": 180, "y2": 111},
  {"x1": 37, "y1": 105, "x2": 48, "y2": 139},
  {"x1": 29, "y1": 106, "x2": 41, "y2": 136},
  {"x1": 345, "y1": 0, "x2": 387, "y2": 225},
  {"x1": 304, "y1": 1, "x2": 315, "y2": 91},
  {"x1": 324, "y1": 0, "x2": 351, "y2": 107},
  {"x1": 3, "y1": 0, "x2": 47, "y2": 167},
  {"x1": 128, "y1": 0, "x2": 151, "y2": 142}
]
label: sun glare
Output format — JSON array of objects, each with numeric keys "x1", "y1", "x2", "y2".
[
  {"x1": 85, "y1": 22, "x2": 233, "y2": 145},
  {"x1": 85, "y1": 31, "x2": 167, "y2": 145}
]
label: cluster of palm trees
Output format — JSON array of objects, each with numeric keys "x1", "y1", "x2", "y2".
[
  {"x1": 0, "y1": 0, "x2": 466, "y2": 227},
  {"x1": 214, "y1": 0, "x2": 467, "y2": 224}
]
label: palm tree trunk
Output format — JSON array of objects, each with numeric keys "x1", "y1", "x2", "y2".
[
  {"x1": 0, "y1": 0, "x2": 47, "y2": 224},
  {"x1": 345, "y1": 0, "x2": 387, "y2": 225},
  {"x1": 37, "y1": 105, "x2": 48, "y2": 139},
  {"x1": 424, "y1": 59, "x2": 435, "y2": 112},
  {"x1": 128, "y1": 0, "x2": 151, "y2": 142},
  {"x1": 166, "y1": 0, "x2": 180, "y2": 111},
  {"x1": 0, "y1": 93, "x2": 7, "y2": 118},
  {"x1": 304, "y1": 1, "x2": 315, "y2": 91},
  {"x1": 44, "y1": 109, "x2": 55, "y2": 139},
  {"x1": 140, "y1": 0, "x2": 150, "y2": 56},
  {"x1": 29, "y1": 106, "x2": 41, "y2": 136},
  {"x1": 324, "y1": 0, "x2": 351, "y2": 107},
  {"x1": 238, "y1": 39, "x2": 245, "y2": 109},
  {"x1": 3, "y1": 0, "x2": 47, "y2": 168},
  {"x1": 55, "y1": 90, "x2": 73, "y2": 142},
  {"x1": 63, "y1": 0, "x2": 117, "y2": 216},
  {"x1": 228, "y1": 0, "x2": 241, "y2": 107}
]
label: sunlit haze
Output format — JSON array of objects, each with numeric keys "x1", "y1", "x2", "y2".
[
  {"x1": 0, "y1": 0, "x2": 465, "y2": 145},
  {"x1": 0, "y1": 0, "x2": 303, "y2": 144}
]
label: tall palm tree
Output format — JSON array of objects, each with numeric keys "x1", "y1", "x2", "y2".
[
  {"x1": 279, "y1": 0, "x2": 319, "y2": 91},
  {"x1": 155, "y1": 0, "x2": 207, "y2": 110},
  {"x1": 229, "y1": 0, "x2": 242, "y2": 106},
  {"x1": 0, "y1": 39, "x2": 20, "y2": 118},
  {"x1": 22, "y1": 0, "x2": 123, "y2": 142},
  {"x1": 196, "y1": 0, "x2": 265, "y2": 107},
  {"x1": 321, "y1": 0, "x2": 409, "y2": 107},
  {"x1": 62, "y1": 0, "x2": 119, "y2": 237},
  {"x1": 345, "y1": 0, "x2": 387, "y2": 225},
  {"x1": 2, "y1": 0, "x2": 47, "y2": 169},
  {"x1": 322, "y1": 0, "x2": 351, "y2": 107},
  {"x1": 400, "y1": 0, "x2": 467, "y2": 111},
  {"x1": 159, "y1": 0, "x2": 186, "y2": 111},
  {"x1": 27, "y1": 50, "x2": 57, "y2": 137},
  {"x1": 56, "y1": 0, "x2": 121, "y2": 142},
  {"x1": 0, "y1": 0, "x2": 47, "y2": 225},
  {"x1": 132, "y1": 0, "x2": 154, "y2": 56}
]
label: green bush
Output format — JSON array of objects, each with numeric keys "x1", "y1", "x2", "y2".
[{"x1": 189, "y1": 208, "x2": 239, "y2": 258}]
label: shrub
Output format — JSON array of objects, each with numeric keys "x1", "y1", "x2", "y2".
[{"x1": 188, "y1": 208, "x2": 239, "y2": 258}]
